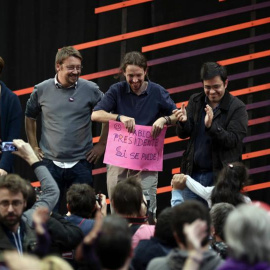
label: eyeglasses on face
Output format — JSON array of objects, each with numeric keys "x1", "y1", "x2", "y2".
[
  {"x1": 0, "y1": 200, "x2": 23, "y2": 208},
  {"x1": 204, "y1": 84, "x2": 223, "y2": 91},
  {"x1": 63, "y1": 65, "x2": 83, "y2": 71}
]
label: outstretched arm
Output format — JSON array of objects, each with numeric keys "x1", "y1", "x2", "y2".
[
  {"x1": 13, "y1": 140, "x2": 59, "y2": 227},
  {"x1": 185, "y1": 175, "x2": 213, "y2": 207}
]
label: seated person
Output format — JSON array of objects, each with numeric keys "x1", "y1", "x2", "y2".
[
  {"x1": 131, "y1": 207, "x2": 177, "y2": 270},
  {"x1": 65, "y1": 183, "x2": 107, "y2": 235},
  {"x1": 147, "y1": 201, "x2": 223, "y2": 270},
  {"x1": 75, "y1": 212, "x2": 132, "y2": 270},
  {"x1": 209, "y1": 202, "x2": 235, "y2": 259},
  {"x1": 171, "y1": 162, "x2": 251, "y2": 208},
  {"x1": 111, "y1": 176, "x2": 155, "y2": 249},
  {"x1": 219, "y1": 204, "x2": 270, "y2": 270}
]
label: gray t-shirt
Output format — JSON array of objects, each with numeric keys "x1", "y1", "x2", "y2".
[{"x1": 25, "y1": 78, "x2": 103, "y2": 161}]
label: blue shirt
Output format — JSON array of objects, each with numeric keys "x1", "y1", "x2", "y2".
[
  {"x1": 93, "y1": 81, "x2": 176, "y2": 125},
  {"x1": 65, "y1": 214, "x2": 94, "y2": 236}
]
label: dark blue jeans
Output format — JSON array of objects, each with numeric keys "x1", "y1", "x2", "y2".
[
  {"x1": 42, "y1": 159, "x2": 93, "y2": 212},
  {"x1": 181, "y1": 171, "x2": 213, "y2": 207}
]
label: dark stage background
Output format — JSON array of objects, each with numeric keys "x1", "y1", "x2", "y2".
[{"x1": 0, "y1": 0, "x2": 269, "y2": 214}]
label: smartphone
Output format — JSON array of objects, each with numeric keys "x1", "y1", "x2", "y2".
[{"x1": 1, "y1": 142, "x2": 18, "y2": 152}]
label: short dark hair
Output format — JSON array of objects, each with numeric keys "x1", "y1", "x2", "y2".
[
  {"x1": 120, "y1": 51, "x2": 148, "y2": 73},
  {"x1": 200, "y1": 62, "x2": 227, "y2": 84},
  {"x1": 210, "y1": 202, "x2": 235, "y2": 241},
  {"x1": 96, "y1": 215, "x2": 132, "y2": 269},
  {"x1": 0, "y1": 174, "x2": 28, "y2": 200},
  {"x1": 211, "y1": 162, "x2": 249, "y2": 206},
  {"x1": 55, "y1": 46, "x2": 82, "y2": 65},
  {"x1": 171, "y1": 200, "x2": 211, "y2": 247},
  {"x1": 154, "y1": 207, "x2": 177, "y2": 247},
  {"x1": 66, "y1": 184, "x2": 96, "y2": 218},
  {"x1": 112, "y1": 176, "x2": 143, "y2": 216},
  {"x1": 0, "y1": 56, "x2": 4, "y2": 75}
]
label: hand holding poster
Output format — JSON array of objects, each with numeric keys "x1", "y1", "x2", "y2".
[{"x1": 104, "y1": 120, "x2": 167, "y2": 171}]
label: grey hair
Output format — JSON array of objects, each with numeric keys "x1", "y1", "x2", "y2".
[
  {"x1": 210, "y1": 202, "x2": 235, "y2": 241},
  {"x1": 225, "y1": 204, "x2": 270, "y2": 264}
]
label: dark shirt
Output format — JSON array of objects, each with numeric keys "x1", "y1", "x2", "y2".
[
  {"x1": 93, "y1": 81, "x2": 176, "y2": 125},
  {"x1": 65, "y1": 214, "x2": 95, "y2": 236},
  {"x1": 193, "y1": 101, "x2": 219, "y2": 171}
]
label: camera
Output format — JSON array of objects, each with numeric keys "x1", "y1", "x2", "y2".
[
  {"x1": 96, "y1": 194, "x2": 101, "y2": 205},
  {"x1": 1, "y1": 142, "x2": 18, "y2": 152}
]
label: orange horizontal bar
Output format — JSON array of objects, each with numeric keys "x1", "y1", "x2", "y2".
[
  {"x1": 157, "y1": 185, "x2": 172, "y2": 194},
  {"x1": 248, "y1": 116, "x2": 270, "y2": 126},
  {"x1": 243, "y1": 182, "x2": 270, "y2": 192},
  {"x1": 31, "y1": 179, "x2": 270, "y2": 195},
  {"x1": 94, "y1": 115, "x2": 269, "y2": 146},
  {"x1": 156, "y1": 181, "x2": 270, "y2": 195},
  {"x1": 73, "y1": 20, "x2": 198, "y2": 50},
  {"x1": 142, "y1": 17, "x2": 270, "y2": 52},
  {"x1": 164, "y1": 137, "x2": 188, "y2": 144},
  {"x1": 172, "y1": 149, "x2": 270, "y2": 175},
  {"x1": 14, "y1": 87, "x2": 34, "y2": 96},
  {"x1": 93, "y1": 114, "x2": 270, "y2": 146},
  {"x1": 218, "y1": 50, "x2": 270, "y2": 66},
  {"x1": 242, "y1": 149, "x2": 270, "y2": 160},
  {"x1": 95, "y1": 0, "x2": 153, "y2": 14},
  {"x1": 172, "y1": 168, "x2": 181, "y2": 174},
  {"x1": 230, "y1": 83, "x2": 270, "y2": 97},
  {"x1": 92, "y1": 167, "x2": 107, "y2": 175}
]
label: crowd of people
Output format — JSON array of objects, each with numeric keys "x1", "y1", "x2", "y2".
[{"x1": 0, "y1": 47, "x2": 269, "y2": 270}]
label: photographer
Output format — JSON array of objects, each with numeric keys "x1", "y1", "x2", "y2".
[{"x1": 65, "y1": 183, "x2": 107, "y2": 236}]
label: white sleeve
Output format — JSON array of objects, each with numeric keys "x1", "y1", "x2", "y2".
[{"x1": 186, "y1": 175, "x2": 214, "y2": 207}]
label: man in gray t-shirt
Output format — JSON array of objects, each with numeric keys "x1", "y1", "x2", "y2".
[{"x1": 25, "y1": 46, "x2": 107, "y2": 213}]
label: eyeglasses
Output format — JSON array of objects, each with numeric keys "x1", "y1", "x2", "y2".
[
  {"x1": 63, "y1": 65, "x2": 83, "y2": 72},
  {"x1": 0, "y1": 200, "x2": 23, "y2": 209},
  {"x1": 204, "y1": 84, "x2": 223, "y2": 91}
]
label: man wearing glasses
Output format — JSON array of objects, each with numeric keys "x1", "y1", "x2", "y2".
[
  {"x1": 173, "y1": 62, "x2": 248, "y2": 203},
  {"x1": 25, "y1": 46, "x2": 106, "y2": 212},
  {"x1": 0, "y1": 173, "x2": 36, "y2": 254}
]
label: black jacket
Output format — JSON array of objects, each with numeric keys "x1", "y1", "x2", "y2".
[{"x1": 176, "y1": 91, "x2": 248, "y2": 177}]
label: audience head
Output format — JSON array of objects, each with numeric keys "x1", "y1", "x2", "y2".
[
  {"x1": 112, "y1": 176, "x2": 144, "y2": 217},
  {"x1": 0, "y1": 174, "x2": 28, "y2": 231},
  {"x1": 0, "y1": 56, "x2": 4, "y2": 75},
  {"x1": 210, "y1": 202, "x2": 235, "y2": 242},
  {"x1": 95, "y1": 214, "x2": 132, "y2": 270},
  {"x1": 171, "y1": 200, "x2": 211, "y2": 248},
  {"x1": 225, "y1": 204, "x2": 270, "y2": 264},
  {"x1": 211, "y1": 162, "x2": 249, "y2": 206},
  {"x1": 66, "y1": 184, "x2": 96, "y2": 218},
  {"x1": 154, "y1": 207, "x2": 177, "y2": 248},
  {"x1": 200, "y1": 61, "x2": 227, "y2": 84}
]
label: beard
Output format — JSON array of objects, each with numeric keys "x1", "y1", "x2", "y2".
[{"x1": 0, "y1": 213, "x2": 21, "y2": 229}]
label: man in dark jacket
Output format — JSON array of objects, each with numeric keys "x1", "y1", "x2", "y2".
[
  {"x1": 0, "y1": 56, "x2": 22, "y2": 175},
  {"x1": 173, "y1": 62, "x2": 248, "y2": 202}
]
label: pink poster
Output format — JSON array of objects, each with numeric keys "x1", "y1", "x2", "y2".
[{"x1": 103, "y1": 120, "x2": 167, "y2": 171}]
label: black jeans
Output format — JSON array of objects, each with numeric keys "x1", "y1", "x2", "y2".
[{"x1": 42, "y1": 159, "x2": 93, "y2": 213}]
